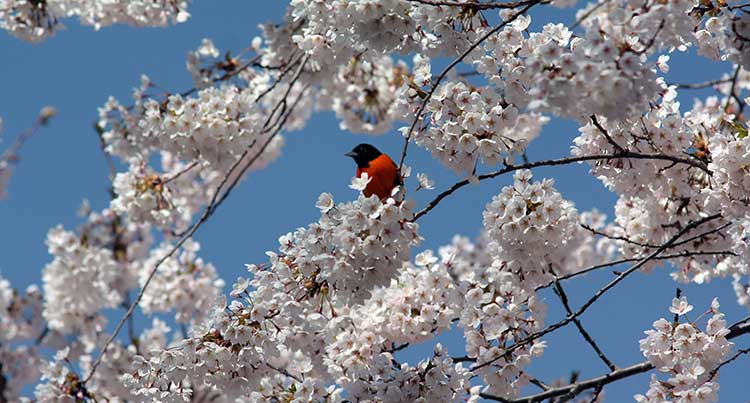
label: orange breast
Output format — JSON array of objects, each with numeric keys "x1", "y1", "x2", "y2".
[{"x1": 356, "y1": 154, "x2": 401, "y2": 200}]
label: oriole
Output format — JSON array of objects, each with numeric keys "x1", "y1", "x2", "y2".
[{"x1": 345, "y1": 143, "x2": 402, "y2": 200}]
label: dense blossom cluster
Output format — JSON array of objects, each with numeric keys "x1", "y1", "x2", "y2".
[
  {"x1": 443, "y1": 234, "x2": 549, "y2": 399},
  {"x1": 483, "y1": 170, "x2": 601, "y2": 287},
  {"x1": 0, "y1": 0, "x2": 190, "y2": 42},
  {"x1": 111, "y1": 154, "x2": 222, "y2": 231},
  {"x1": 0, "y1": 276, "x2": 44, "y2": 402},
  {"x1": 636, "y1": 297, "x2": 733, "y2": 403},
  {"x1": 139, "y1": 240, "x2": 224, "y2": 324},
  {"x1": 396, "y1": 79, "x2": 548, "y2": 175},
  {"x1": 99, "y1": 82, "x2": 285, "y2": 173},
  {"x1": 569, "y1": 80, "x2": 750, "y2": 297}
]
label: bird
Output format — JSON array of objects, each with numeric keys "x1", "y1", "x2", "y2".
[{"x1": 345, "y1": 143, "x2": 402, "y2": 200}]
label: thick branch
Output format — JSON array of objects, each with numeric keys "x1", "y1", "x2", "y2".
[
  {"x1": 483, "y1": 320, "x2": 750, "y2": 403},
  {"x1": 0, "y1": 362, "x2": 7, "y2": 403}
]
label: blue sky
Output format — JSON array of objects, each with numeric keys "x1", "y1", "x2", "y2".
[{"x1": 0, "y1": 1, "x2": 747, "y2": 401}]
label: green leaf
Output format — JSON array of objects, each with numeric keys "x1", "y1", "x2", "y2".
[{"x1": 731, "y1": 121, "x2": 748, "y2": 139}]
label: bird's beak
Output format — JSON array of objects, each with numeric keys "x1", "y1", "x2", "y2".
[{"x1": 344, "y1": 151, "x2": 357, "y2": 158}]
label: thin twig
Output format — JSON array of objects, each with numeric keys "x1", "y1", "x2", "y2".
[
  {"x1": 482, "y1": 320, "x2": 750, "y2": 403},
  {"x1": 590, "y1": 115, "x2": 624, "y2": 153},
  {"x1": 472, "y1": 214, "x2": 722, "y2": 373},
  {"x1": 266, "y1": 363, "x2": 303, "y2": 383},
  {"x1": 571, "y1": 0, "x2": 611, "y2": 29},
  {"x1": 162, "y1": 160, "x2": 199, "y2": 185},
  {"x1": 413, "y1": 151, "x2": 710, "y2": 221},
  {"x1": 708, "y1": 347, "x2": 750, "y2": 381},
  {"x1": 551, "y1": 268, "x2": 617, "y2": 371},
  {"x1": 1, "y1": 107, "x2": 56, "y2": 171},
  {"x1": 668, "y1": 77, "x2": 733, "y2": 90},
  {"x1": 536, "y1": 250, "x2": 736, "y2": 291},
  {"x1": 580, "y1": 223, "x2": 661, "y2": 248},
  {"x1": 405, "y1": 0, "x2": 541, "y2": 9},
  {"x1": 83, "y1": 62, "x2": 310, "y2": 385}
]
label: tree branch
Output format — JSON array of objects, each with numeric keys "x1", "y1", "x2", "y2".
[
  {"x1": 668, "y1": 77, "x2": 734, "y2": 90},
  {"x1": 472, "y1": 214, "x2": 722, "y2": 373},
  {"x1": 590, "y1": 115, "x2": 624, "y2": 153},
  {"x1": 482, "y1": 320, "x2": 750, "y2": 403},
  {"x1": 413, "y1": 152, "x2": 709, "y2": 221},
  {"x1": 405, "y1": 0, "x2": 542, "y2": 9},
  {"x1": 83, "y1": 59, "x2": 310, "y2": 384},
  {"x1": 536, "y1": 250, "x2": 736, "y2": 291},
  {"x1": 551, "y1": 268, "x2": 617, "y2": 372}
]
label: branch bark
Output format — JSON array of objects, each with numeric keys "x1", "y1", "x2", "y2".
[
  {"x1": 413, "y1": 151, "x2": 709, "y2": 221},
  {"x1": 482, "y1": 321, "x2": 750, "y2": 403}
]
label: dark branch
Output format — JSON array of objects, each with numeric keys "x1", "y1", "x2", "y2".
[
  {"x1": 483, "y1": 257, "x2": 750, "y2": 403},
  {"x1": 472, "y1": 214, "x2": 722, "y2": 373},
  {"x1": 405, "y1": 0, "x2": 542, "y2": 9},
  {"x1": 413, "y1": 152, "x2": 710, "y2": 221},
  {"x1": 551, "y1": 268, "x2": 617, "y2": 371}
]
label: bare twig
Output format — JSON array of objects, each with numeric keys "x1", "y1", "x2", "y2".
[
  {"x1": 668, "y1": 77, "x2": 733, "y2": 90},
  {"x1": 482, "y1": 320, "x2": 750, "y2": 403},
  {"x1": 580, "y1": 223, "x2": 661, "y2": 248},
  {"x1": 83, "y1": 60, "x2": 310, "y2": 384},
  {"x1": 1, "y1": 106, "x2": 56, "y2": 175},
  {"x1": 162, "y1": 160, "x2": 199, "y2": 185},
  {"x1": 405, "y1": 0, "x2": 541, "y2": 9},
  {"x1": 472, "y1": 214, "x2": 722, "y2": 373},
  {"x1": 536, "y1": 250, "x2": 736, "y2": 291},
  {"x1": 708, "y1": 347, "x2": 750, "y2": 381},
  {"x1": 413, "y1": 151, "x2": 710, "y2": 221},
  {"x1": 551, "y1": 268, "x2": 617, "y2": 371}
]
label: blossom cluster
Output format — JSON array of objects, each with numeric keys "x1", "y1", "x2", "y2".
[
  {"x1": 0, "y1": 0, "x2": 191, "y2": 42},
  {"x1": 452, "y1": 243, "x2": 549, "y2": 399},
  {"x1": 5, "y1": 0, "x2": 750, "y2": 402},
  {"x1": 569, "y1": 76, "x2": 750, "y2": 304},
  {"x1": 111, "y1": 153, "x2": 222, "y2": 231},
  {"x1": 0, "y1": 276, "x2": 44, "y2": 402},
  {"x1": 100, "y1": 82, "x2": 284, "y2": 173},
  {"x1": 396, "y1": 79, "x2": 548, "y2": 176},
  {"x1": 636, "y1": 297, "x2": 733, "y2": 403},
  {"x1": 483, "y1": 169, "x2": 600, "y2": 287},
  {"x1": 139, "y1": 240, "x2": 224, "y2": 324}
]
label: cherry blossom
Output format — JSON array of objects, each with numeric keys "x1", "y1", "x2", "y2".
[
  {"x1": 637, "y1": 297, "x2": 733, "y2": 403},
  {"x1": 3, "y1": 1, "x2": 750, "y2": 402}
]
